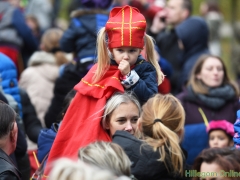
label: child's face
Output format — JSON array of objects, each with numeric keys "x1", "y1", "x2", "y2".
[
  {"x1": 209, "y1": 130, "x2": 232, "y2": 148},
  {"x1": 112, "y1": 47, "x2": 141, "y2": 66}
]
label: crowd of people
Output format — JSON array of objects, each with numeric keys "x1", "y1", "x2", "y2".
[{"x1": 0, "y1": 0, "x2": 240, "y2": 180}]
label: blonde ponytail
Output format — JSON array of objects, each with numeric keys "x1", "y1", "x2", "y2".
[
  {"x1": 140, "y1": 94, "x2": 185, "y2": 175},
  {"x1": 147, "y1": 123, "x2": 184, "y2": 175},
  {"x1": 93, "y1": 27, "x2": 110, "y2": 83},
  {"x1": 144, "y1": 34, "x2": 165, "y2": 85}
]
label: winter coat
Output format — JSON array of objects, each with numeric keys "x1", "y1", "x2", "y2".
[
  {"x1": 0, "y1": 90, "x2": 29, "y2": 179},
  {"x1": 111, "y1": 55, "x2": 158, "y2": 105},
  {"x1": 37, "y1": 123, "x2": 59, "y2": 163},
  {"x1": 0, "y1": 149, "x2": 21, "y2": 180},
  {"x1": 20, "y1": 88, "x2": 42, "y2": 144},
  {"x1": 0, "y1": 53, "x2": 22, "y2": 117},
  {"x1": 176, "y1": 16, "x2": 210, "y2": 88},
  {"x1": 19, "y1": 51, "x2": 59, "y2": 150},
  {"x1": 177, "y1": 85, "x2": 239, "y2": 165},
  {"x1": 154, "y1": 28, "x2": 182, "y2": 94},
  {"x1": 19, "y1": 51, "x2": 59, "y2": 127},
  {"x1": 60, "y1": 8, "x2": 109, "y2": 61},
  {"x1": 113, "y1": 131, "x2": 186, "y2": 180},
  {"x1": 25, "y1": 0, "x2": 52, "y2": 31},
  {"x1": 45, "y1": 64, "x2": 123, "y2": 175},
  {"x1": 0, "y1": 1, "x2": 38, "y2": 51},
  {"x1": 44, "y1": 61, "x2": 90, "y2": 128}
]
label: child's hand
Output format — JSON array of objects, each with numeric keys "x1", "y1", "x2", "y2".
[{"x1": 118, "y1": 60, "x2": 130, "y2": 76}]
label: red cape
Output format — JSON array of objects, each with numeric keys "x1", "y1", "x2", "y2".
[{"x1": 45, "y1": 64, "x2": 124, "y2": 175}]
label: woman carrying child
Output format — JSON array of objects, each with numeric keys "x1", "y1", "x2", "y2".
[{"x1": 45, "y1": 5, "x2": 163, "y2": 175}]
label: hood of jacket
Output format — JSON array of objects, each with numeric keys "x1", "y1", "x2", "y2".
[
  {"x1": 28, "y1": 51, "x2": 56, "y2": 66},
  {"x1": 176, "y1": 16, "x2": 209, "y2": 61}
]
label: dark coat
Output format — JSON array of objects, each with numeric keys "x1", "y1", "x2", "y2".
[
  {"x1": 177, "y1": 86, "x2": 239, "y2": 165},
  {"x1": 44, "y1": 62, "x2": 89, "y2": 128},
  {"x1": 20, "y1": 88, "x2": 42, "y2": 143},
  {"x1": 155, "y1": 28, "x2": 182, "y2": 94},
  {"x1": 176, "y1": 16, "x2": 210, "y2": 88},
  {"x1": 0, "y1": 2, "x2": 38, "y2": 51},
  {"x1": 37, "y1": 123, "x2": 58, "y2": 163},
  {"x1": 0, "y1": 148, "x2": 21, "y2": 180},
  {"x1": 177, "y1": 88, "x2": 239, "y2": 125},
  {"x1": 113, "y1": 131, "x2": 187, "y2": 180},
  {"x1": 111, "y1": 55, "x2": 158, "y2": 105},
  {"x1": 60, "y1": 9, "x2": 109, "y2": 60}
]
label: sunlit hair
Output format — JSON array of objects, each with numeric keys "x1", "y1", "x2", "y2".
[
  {"x1": 0, "y1": 101, "x2": 16, "y2": 139},
  {"x1": 188, "y1": 54, "x2": 239, "y2": 95},
  {"x1": 139, "y1": 94, "x2": 185, "y2": 175},
  {"x1": 41, "y1": 28, "x2": 68, "y2": 66},
  {"x1": 78, "y1": 141, "x2": 131, "y2": 177},
  {"x1": 48, "y1": 158, "x2": 131, "y2": 180},
  {"x1": 101, "y1": 92, "x2": 141, "y2": 130},
  {"x1": 192, "y1": 147, "x2": 240, "y2": 180},
  {"x1": 93, "y1": 27, "x2": 164, "y2": 84}
]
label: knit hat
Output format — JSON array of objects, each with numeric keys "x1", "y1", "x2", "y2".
[
  {"x1": 81, "y1": 0, "x2": 113, "y2": 9},
  {"x1": 206, "y1": 120, "x2": 234, "y2": 137},
  {"x1": 105, "y1": 5, "x2": 146, "y2": 49}
]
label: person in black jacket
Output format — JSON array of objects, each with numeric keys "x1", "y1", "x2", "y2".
[
  {"x1": 44, "y1": 61, "x2": 88, "y2": 128},
  {"x1": 113, "y1": 94, "x2": 188, "y2": 180},
  {"x1": 20, "y1": 89, "x2": 42, "y2": 143},
  {"x1": 19, "y1": 88, "x2": 43, "y2": 178},
  {"x1": 0, "y1": 91, "x2": 28, "y2": 179},
  {"x1": 0, "y1": 100, "x2": 21, "y2": 180},
  {"x1": 149, "y1": 0, "x2": 192, "y2": 94}
]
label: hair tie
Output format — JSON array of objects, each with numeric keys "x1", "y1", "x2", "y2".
[
  {"x1": 154, "y1": 119, "x2": 162, "y2": 124},
  {"x1": 50, "y1": 47, "x2": 61, "y2": 54}
]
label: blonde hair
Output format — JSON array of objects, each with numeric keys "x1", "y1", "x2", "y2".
[
  {"x1": 41, "y1": 28, "x2": 69, "y2": 66},
  {"x1": 101, "y1": 92, "x2": 141, "y2": 130},
  {"x1": 139, "y1": 94, "x2": 185, "y2": 175},
  {"x1": 144, "y1": 34, "x2": 164, "y2": 85},
  {"x1": 78, "y1": 141, "x2": 131, "y2": 177},
  {"x1": 93, "y1": 27, "x2": 164, "y2": 84},
  {"x1": 48, "y1": 158, "x2": 130, "y2": 180}
]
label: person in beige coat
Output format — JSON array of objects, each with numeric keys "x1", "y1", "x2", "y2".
[{"x1": 19, "y1": 28, "x2": 70, "y2": 176}]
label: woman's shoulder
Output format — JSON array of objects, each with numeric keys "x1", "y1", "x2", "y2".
[
  {"x1": 112, "y1": 131, "x2": 141, "y2": 145},
  {"x1": 112, "y1": 131, "x2": 162, "y2": 160},
  {"x1": 176, "y1": 88, "x2": 191, "y2": 102}
]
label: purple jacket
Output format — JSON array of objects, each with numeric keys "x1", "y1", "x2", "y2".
[
  {"x1": 176, "y1": 86, "x2": 239, "y2": 165},
  {"x1": 177, "y1": 88, "x2": 239, "y2": 125}
]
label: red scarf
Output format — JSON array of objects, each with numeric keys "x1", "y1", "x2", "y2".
[{"x1": 45, "y1": 64, "x2": 124, "y2": 175}]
